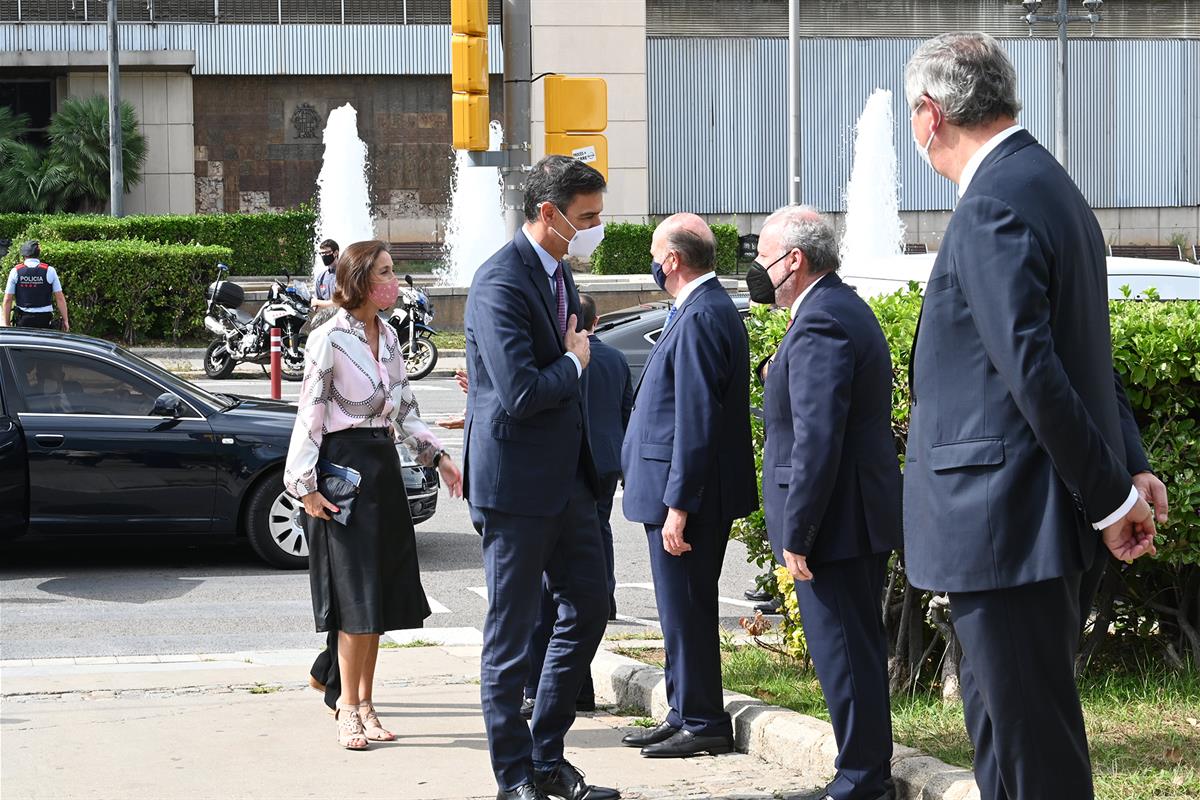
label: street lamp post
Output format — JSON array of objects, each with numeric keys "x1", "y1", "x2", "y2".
[
  {"x1": 107, "y1": 0, "x2": 124, "y2": 217},
  {"x1": 1022, "y1": 0, "x2": 1103, "y2": 171}
]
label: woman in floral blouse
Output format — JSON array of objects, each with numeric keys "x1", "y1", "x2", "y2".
[{"x1": 284, "y1": 240, "x2": 463, "y2": 750}]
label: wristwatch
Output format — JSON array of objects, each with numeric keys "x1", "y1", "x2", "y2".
[{"x1": 432, "y1": 449, "x2": 446, "y2": 468}]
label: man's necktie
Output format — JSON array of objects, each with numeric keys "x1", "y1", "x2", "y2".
[
  {"x1": 663, "y1": 304, "x2": 678, "y2": 332},
  {"x1": 555, "y1": 262, "x2": 567, "y2": 337}
]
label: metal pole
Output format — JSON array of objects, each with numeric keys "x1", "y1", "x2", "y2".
[
  {"x1": 107, "y1": 0, "x2": 124, "y2": 217},
  {"x1": 501, "y1": 0, "x2": 532, "y2": 240},
  {"x1": 787, "y1": 0, "x2": 801, "y2": 205},
  {"x1": 1055, "y1": 0, "x2": 1068, "y2": 169}
]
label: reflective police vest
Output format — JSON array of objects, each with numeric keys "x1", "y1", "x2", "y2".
[{"x1": 14, "y1": 262, "x2": 54, "y2": 310}]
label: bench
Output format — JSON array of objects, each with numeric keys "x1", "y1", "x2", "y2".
[
  {"x1": 1108, "y1": 244, "x2": 1184, "y2": 261},
  {"x1": 904, "y1": 243, "x2": 928, "y2": 255},
  {"x1": 389, "y1": 242, "x2": 443, "y2": 263}
]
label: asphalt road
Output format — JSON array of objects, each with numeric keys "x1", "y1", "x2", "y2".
[{"x1": 0, "y1": 375, "x2": 766, "y2": 660}]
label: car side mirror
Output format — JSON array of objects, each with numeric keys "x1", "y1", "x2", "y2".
[{"x1": 152, "y1": 392, "x2": 185, "y2": 418}]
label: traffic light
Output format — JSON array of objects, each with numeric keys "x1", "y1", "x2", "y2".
[
  {"x1": 451, "y1": 0, "x2": 488, "y2": 151},
  {"x1": 544, "y1": 76, "x2": 608, "y2": 180}
]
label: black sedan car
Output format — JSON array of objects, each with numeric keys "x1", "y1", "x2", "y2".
[
  {"x1": 0, "y1": 328, "x2": 439, "y2": 569},
  {"x1": 595, "y1": 294, "x2": 752, "y2": 384}
]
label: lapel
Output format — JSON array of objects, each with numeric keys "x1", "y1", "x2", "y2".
[
  {"x1": 515, "y1": 232, "x2": 563, "y2": 349},
  {"x1": 634, "y1": 277, "x2": 721, "y2": 397}
]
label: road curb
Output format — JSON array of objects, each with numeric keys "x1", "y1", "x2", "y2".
[{"x1": 589, "y1": 648, "x2": 980, "y2": 800}]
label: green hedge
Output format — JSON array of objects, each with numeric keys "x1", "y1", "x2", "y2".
[
  {"x1": 14, "y1": 210, "x2": 316, "y2": 277},
  {"x1": 4, "y1": 238, "x2": 233, "y2": 345},
  {"x1": 591, "y1": 221, "x2": 741, "y2": 275},
  {"x1": 0, "y1": 213, "x2": 47, "y2": 243},
  {"x1": 735, "y1": 287, "x2": 1200, "y2": 673}
]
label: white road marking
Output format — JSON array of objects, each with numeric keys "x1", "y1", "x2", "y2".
[
  {"x1": 468, "y1": 586, "x2": 489, "y2": 602},
  {"x1": 427, "y1": 596, "x2": 451, "y2": 614},
  {"x1": 384, "y1": 627, "x2": 483, "y2": 646}
]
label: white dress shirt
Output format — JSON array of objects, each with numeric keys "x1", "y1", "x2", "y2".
[
  {"x1": 671, "y1": 270, "x2": 717, "y2": 312},
  {"x1": 789, "y1": 271, "x2": 833, "y2": 319},
  {"x1": 522, "y1": 226, "x2": 582, "y2": 377}
]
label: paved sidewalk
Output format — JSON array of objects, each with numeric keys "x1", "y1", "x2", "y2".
[{"x1": 1, "y1": 645, "x2": 821, "y2": 800}]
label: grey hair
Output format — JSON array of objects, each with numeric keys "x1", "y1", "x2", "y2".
[
  {"x1": 904, "y1": 32, "x2": 1021, "y2": 126},
  {"x1": 764, "y1": 205, "x2": 839, "y2": 275}
]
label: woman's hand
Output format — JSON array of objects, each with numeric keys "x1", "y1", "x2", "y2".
[
  {"x1": 438, "y1": 456, "x2": 464, "y2": 499},
  {"x1": 301, "y1": 490, "x2": 340, "y2": 520}
]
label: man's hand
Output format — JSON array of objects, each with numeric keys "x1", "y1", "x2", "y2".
[
  {"x1": 436, "y1": 414, "x2": 465, "y2": 430},
  {"x1": 1102, "y1": 496, "x2": 1158, "y2": 563},
  {"x1": 455, "y1": 369, "x2": 469, "y2": 395},
  {"x1": 564, "y1": 314, "x2": 591, "y2": 370},
  {"x1": 784, "y1": 549, "x2": 813, "y2": 582},
  {"x1": 438, "y1": 456, "x2": 464, "y2": 499},
  {"x1": 1132, "y1": 471, "x2": 1169, "y2": 525},
  {"x1": 301, "y1": 490, "x2": 339, "y2": 521},
  {"x1": 662, "y1": 507, "x2": 691, "y2": 556},
  {"x1": 60, "y1": 320, "x2": 69, "y2": 333}
]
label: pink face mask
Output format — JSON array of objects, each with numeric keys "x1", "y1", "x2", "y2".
[{"x1": 370, "y1": 277, "x2": 400, "y2": 309}]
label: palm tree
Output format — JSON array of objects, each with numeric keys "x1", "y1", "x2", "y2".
[
  {"x1": 0, "y1": 140, "x2": 70, "y2": 213},
  {"x1": 47, "y1": 95, "x2": 146, "y2": 212}
]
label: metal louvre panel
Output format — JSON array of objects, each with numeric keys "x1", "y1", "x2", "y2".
[
  {"x1": 0, "y1": 22, "x2": 504, "y2": 75},
  {"x1": 648, "y1": 36, "x2": 1200, "y2": 213},
  {"x1": 649, "y1": 37, "x2": 788, "y2": 214},
  {"x1": 647, "y1": 0, "x2": 1200, "y2": 39}
]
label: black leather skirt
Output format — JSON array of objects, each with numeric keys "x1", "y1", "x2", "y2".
[{"x1": 303, "y1": 427, "x2": 431, "y2": 634}]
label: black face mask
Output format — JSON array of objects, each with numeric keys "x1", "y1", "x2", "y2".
[
  {"x1": 745, "y1": 251, "x2": 791, "y2": 305},
  {"x1": 321, "y1": 253, "x2": 337, "y2": 267}
]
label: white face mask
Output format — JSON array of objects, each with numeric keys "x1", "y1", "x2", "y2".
[
  {"x1": 545, "y1": 204, "x2": 606, "y2": 259},
  {"x1": 912, "y1": 100, "x2": 938, "y2": 169}
]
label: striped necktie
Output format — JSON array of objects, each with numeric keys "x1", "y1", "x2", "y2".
[
  {"x1": 555, "y1": 262, "x2": 567, "y2": 337},
  {"x1": 663, "y1": 303, "x2": 678, "y2": 332}
]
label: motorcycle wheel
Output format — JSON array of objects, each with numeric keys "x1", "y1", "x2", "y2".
[
  {"x1": 204, "y1": 339, "x2": 237, "y2": 379},
  {"x1": 403, "y1": 335, "x2": 438, "y2": 381},
  {"x1": 281, "y1": 348, "x2": 305, "y2": 382}
]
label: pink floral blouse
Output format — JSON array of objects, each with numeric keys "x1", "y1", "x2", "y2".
[{"x1": 284, "y1": 308, "x2": 443, "y2": 498}]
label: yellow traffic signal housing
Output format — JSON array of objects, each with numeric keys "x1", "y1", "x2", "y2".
[
  {"x1": 545, "y1": 133, "x2": 609, "y2": 180},
  {"x1": 451, "y1": 34, "x2": 488, "y2": 94},
  {"x1": 451, "y1": 0, "x2": 487, "y2": 36},
  {"x1": 544, "y1": 76, "x2": 608, "y2": 134},
  {"x1": 453, "y1": 93, "x2": 490, "y2": 151}
]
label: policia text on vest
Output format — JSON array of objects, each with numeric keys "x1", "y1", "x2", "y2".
[{"x1": 2, "y1": 241, "x2": 70, "y2": 331}]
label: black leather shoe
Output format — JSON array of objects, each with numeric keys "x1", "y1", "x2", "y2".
[
  {"x1": 754, "y1": 598, "x2": 783, "y2": 614},
  {"x1": 801, "y1": 778, "x2": 895, "y2": 800},
  {"x1": 620, "y1": 720, "x2": 679, "y2": 748},
  {"x1": 497, "y1": 782, "x2": 550, "y2": 800},
  {"x1": 520, "y1": 696, "x2": 535, "y2": 720},
  {"x1": 640, "y1": 729, "x2": 734, "y2": 758},
  {"x1": 534, "y1": 760, "x2": 620, "y2": 800},
  {"x1": 744, "y1": 587, "x2": 772, "y2": 602}
]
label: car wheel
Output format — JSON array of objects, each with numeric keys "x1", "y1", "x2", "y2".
[
  {"x1": 245, "y1": 472, "x2": 308, "y2": 569},
  {"x1": 204, "y1": 339, "x2": 236, "y2": 379}
]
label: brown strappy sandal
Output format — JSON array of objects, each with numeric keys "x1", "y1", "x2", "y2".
[
  {"x1": 335, "y1": 705, "x2": 369, "y2": 750},
  {"x1": 358, "y1": 701, "x2": 396, "y2": 742}
]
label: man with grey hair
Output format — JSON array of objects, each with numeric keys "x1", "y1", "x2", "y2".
[
  {"x1": 620, "y1": 213, "x2": 757, "y2": 758},
  {"x1": 903, "y1": 32, "x2": 1158, "y2": 799},
  {"x1": 753, "y1": 206, "x2": 901, "y2": 800}
]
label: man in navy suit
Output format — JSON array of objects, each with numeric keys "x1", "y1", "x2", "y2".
[
  {"x1": 903, "y1": 33, "x2": 1158, "y2": 800},
  {"x1": 523, "y1": 292, "x2": 634, "y2": 716},
  {"x1": 754, "y1": 206, "x2": 901, "y2": 800},
  {"x1": 464, "y1": 156, "x2": 619, "y2": 800},
  {"x1": 619, "y1": 213, "x2": 757, "y2": 758}
]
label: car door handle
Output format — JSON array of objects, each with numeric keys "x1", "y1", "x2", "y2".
[{"x1": 34, "y1": 434, "x2": 65, "y2": 448}]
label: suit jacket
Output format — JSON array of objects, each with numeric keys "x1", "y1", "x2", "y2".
[
  {"x1": 621, "y1": 277, "x2": 757, "y2": 525},
  {"x1": 463, "y1": 233, "x2": 598, "y2": 516},
  {"x1": 583, "y1": 334, "x2": 633, "y2": 478},
  {"x1": 904, "y1": 129, "x2": 1132, "y2": 593},
  {"x1": 762, "y1": 273, "x2": 902, "y2": 565}
]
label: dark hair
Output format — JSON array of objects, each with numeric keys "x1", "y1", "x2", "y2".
[
  {"x1": 522, "y1": 155, "x2": 607, "y2": 222},
  {"x1": 666, "y1": 228, "x2": 716, "y2": 273},
  {"x1": 319, "y1": 238, "x2": 339, "y2": 252},
  {"x1": 333, "y1": 240, "x2": 389, "y2": 311},
  {"x1": 20, "y1": 240, "x2": 40, "y2": 259},
  {"x1": 579, "y1": 293, "x2": 598, "y2": 330}
]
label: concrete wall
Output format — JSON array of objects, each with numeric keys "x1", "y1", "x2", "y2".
[
  {"x1": 531, "y1": 0, "x2": 650, "y2": 224},
  {"x1": 66, "y1": 70, "x2": 196, "y2": 215}
]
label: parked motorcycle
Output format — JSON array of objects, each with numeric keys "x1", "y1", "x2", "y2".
[
  {"x1": 203, "y1": 263, "x2": 311, "y2": 381},
  {"x1": 386, "y1": 275, "x2": 438, "y2": 381}
]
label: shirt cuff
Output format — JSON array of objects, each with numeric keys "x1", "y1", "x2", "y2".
[
  {"x1": 1092, "y1": 484, "x2": 1139, "y2": 531},
  {"x1": 565, "y1": 351, "x2": 582, "y2": 378}
]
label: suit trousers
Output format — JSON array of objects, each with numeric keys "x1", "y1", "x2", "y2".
[
  {"x1": 471, "y1": 472, "x2": 609, "y2": 791},
  {"x1": 794, "y1": 554, "x2": 893, "y2": 800},
  {"x1": 950, "y1": 572, "x2": 1093, "y2": 800},
  {"x1": 645, "y1": 515, "x2": 733, "y2": 737},
  {"x1": 525, "y1": 472, "x2": 619, "y2": 700}
]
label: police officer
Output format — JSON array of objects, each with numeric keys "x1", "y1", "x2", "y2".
[
  {"x1": 2, "y1": 241, "x2": 70, "y2": 331},
  {"x1": 309, "y1": 238, "x2": 339, "y2": 328}
]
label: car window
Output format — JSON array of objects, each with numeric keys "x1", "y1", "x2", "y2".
[{"x1": 9, "y1": 349, "x2": 185, "y2": 417}]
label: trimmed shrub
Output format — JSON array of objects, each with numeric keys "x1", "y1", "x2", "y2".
[
  {"x1": 17, "y1": 210, "x2": 316, "y2": 277},
  {"x1": 4, "y1": 238, "x2": 233, "y2": 345},
  {"x1": 0, "y1": 213, "x2": 46, "y2": 243},
  {"x1": 592, "y1": 221, "x2": 741, "y2": 275}
]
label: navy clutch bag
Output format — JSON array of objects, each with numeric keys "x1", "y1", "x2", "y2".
[{"x1": 316, "y1": 459, "x2": 362, "y2": 526}]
